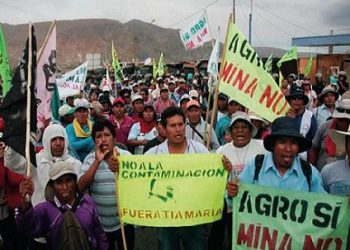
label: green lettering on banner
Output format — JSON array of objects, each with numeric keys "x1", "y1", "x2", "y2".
[
  {"x1": 118, "y1": 154, "x2": 228, "y2": 227},
  {"x1": 232, "y1": 183, "x2": 350, "y2": 250},
  {"x1": 219, "y1": 21, "x2": 289, "y2": 122}
]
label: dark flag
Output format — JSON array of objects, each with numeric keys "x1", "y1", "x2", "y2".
[{"x1": 0, "y1": 25, "x2": 37, "y2": 166}]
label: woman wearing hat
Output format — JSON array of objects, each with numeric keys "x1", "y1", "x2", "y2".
[
  {"x1": 127, "y1": 104, "x2": 158, "y2": 154},
  {"x1": 16, "y1": 161, "x2": 108, "y2": 249}
]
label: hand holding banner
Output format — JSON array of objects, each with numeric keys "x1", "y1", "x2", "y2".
[{"x1": 117, "y1": 154, "x2": 228, "y2": 227}]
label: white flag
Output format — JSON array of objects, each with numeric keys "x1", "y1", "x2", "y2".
[
  {"x1": 36, "y1": 21, "x2": 56, "y2": 129},
  {"x1": 207, "y1": 26, "x2": 220, "y2": 78},
  {"x1": 179, "y1": 11, "x2": 211, "y2": 50}
]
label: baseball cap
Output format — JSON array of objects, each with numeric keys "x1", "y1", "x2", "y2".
[{"x1": 58, "y1": 104, "x2": 75, "y2": 117}]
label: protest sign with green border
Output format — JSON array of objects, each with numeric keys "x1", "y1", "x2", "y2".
[
  {"x1": 117, "y1": 154, "x2": 228, "y2": 227},
  {"x1": 232, "y1": 183, "x2": 350, "y2": 250}
]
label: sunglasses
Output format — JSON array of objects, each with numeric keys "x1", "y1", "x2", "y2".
[
  {"x1": 290, "y1": 96, "x2": 304, "y2": 100},
  {"x1": 336, "y1": 108, "x2": 350, "y2": 114},
  {"x1": 123, "y1": 95, "x2": 130, "y2": 99}
]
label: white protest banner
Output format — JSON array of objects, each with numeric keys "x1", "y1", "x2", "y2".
[
  {"x1": 179, "y1": 11, "x2": 211, "y2": 50},
  {"x1": 207, "y1": 26, "x2": 220, "y2": 78},
  {"x1": 56, "y1": 61, "x2": 88, "y2": 100},
  {"x1": 36, "y1": 21, "x2": 56, "y2": 128}
]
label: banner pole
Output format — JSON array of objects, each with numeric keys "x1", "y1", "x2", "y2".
[
  {"x1": 37, "y1": 20, "x2": 56, "y2": 62},
  {"x1": 25, "y1": 22, "x2": 32, "y2": 178},
  {"x1": 115, "y1": 150, "x2": 128, "y2": 250},
  {"x1": 206, "y1": 15, "x2": 232, "y2": 149}
]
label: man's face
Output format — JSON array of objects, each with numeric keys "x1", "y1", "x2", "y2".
[
  {"x1": 94, "y1": 126, "x2": 114, "y2": 152},
  {"x1": 164, "y1": 114, "x2": 186, "y2": 145},
  {"x1": 289, "y1": 96, "x2": 305, "y2": 110},
  {"x1": 217, "y1": 98, "x2": 228, "y2": 110},
  {"x1": 273, "y1": 137, "x2": 299, "y2": 169},
  {"x1": 101, "y1": 103, "x2": 110, "y2": 112},
  {"x1": 323, "y1": 93, "x2": 336, "y2": 107},
  {"x1": 168, "y1": 84, "x2": 176, "y2": 92},
  {"x1": 122, "y1": 94, "x2": 131, "y2": 104},
  {"x1": 133, "y1": 100, "x2": 144, "y2": 113},
  {"x1": 227, "y1": 101, "x2": 241, "y2": 115},
  {"x1": 112, "y1": 104, "x2": 125, "y2": 118},
  {"x1": 50, "y1": 136, "x2": 65, "y2": 157},
  {"x1": 160, "y1": 90, "x2": 169, "y2": 100},
  {"x1": 75, "y1": 108, "x2": 89, "y2": 125},
  {"x1": 156, "y1": 122, "x2": 167, "y2": 139},
  {"x1": 140, "y1": 91, "x2": 148, "y2": 101},
  {"x1": 186, "y1": 106, "x2": 201, "y2": 125},
  {"x1": 142, "y1": 107, "x2": 155, "y2": 122},
  {"x1": 180, "y1": 100, "x2": 189, "y2": 113},
  {"x1": 53, "y1": 174, "x2": 76, "y2": 203},
  {"x1": 66, "y1": 97, "x2": 74, "y2": 107},
  {"x1": 231, "y1": 121, "x2": 252, "y2": 147}
]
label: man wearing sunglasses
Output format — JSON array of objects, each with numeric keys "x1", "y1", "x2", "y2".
[{"x1": 286, "y1": 86, "x2": 318, "y2": 152}]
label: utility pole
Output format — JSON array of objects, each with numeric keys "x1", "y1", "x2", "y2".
[
  {"x1": 233, "y1": 0, "x2": 236, "y2": 23},
  {"x1": 249, "y1": 0, "x2": 252, "y2": 44},
  {"x1": 329, "y1": 30, "x2": 334, "y2": 54}
]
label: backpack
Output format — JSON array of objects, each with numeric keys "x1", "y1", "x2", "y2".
[
  {"x1": 55, "y1": 193, "x2": 92, "y2": 250},
  {"x1": 254, "y1": 154, "x2": 312, "y2": 191}
]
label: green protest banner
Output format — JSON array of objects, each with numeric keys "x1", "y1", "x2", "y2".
[
  {"x1": 218, "y1": 20, "x2": 289, "y2": 122},
  {"x1": 232, "y1": 183, "x2": 350, "y2": 250},
  {"x1": 0, "y1": 24, "x2": 12, "y2": 96},
  {"x1": 117, "y1": 154, "x2": 228, "y2": 227},
  {"x1": 156, "y1": 52, "x2": 164, "y2": 77},
  {"x1": 112, "y1": 41, "x2": 124, "y2": 81},
  {"x1": 277, "y1": 46, "x2": 298, "y2": 68},
  {"x1": 304, "y1": 56, "x2": 313, "y2": 76}
]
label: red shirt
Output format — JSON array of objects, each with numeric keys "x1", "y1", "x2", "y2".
[
  {"x1": 0, "y1": 158, "x2": 24, "y2": 210},
  {"x1": 109, "y1": 115, "x2": 134, "y2": 146}
]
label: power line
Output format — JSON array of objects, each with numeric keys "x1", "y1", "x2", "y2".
[{"x1": 167, "y1": 0, "x2": 220, "y2": 28}]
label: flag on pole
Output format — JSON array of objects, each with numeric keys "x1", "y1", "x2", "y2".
[
  {"x1": 304, "y1": 56, "x2": 313, "y2": 76},
  {"x1": 264, "y1": 54, "x2": 273, "y2": 74},
  {"x1": 152, "y1": 58, "x2": 157, "y2": 80},
  {"x1": 51, "y1": 82, "x2": 61, "y2": 122},
  {"x1": 218, "y1": 19, "x2": 289, "y2": 122},
  {"x1": 156, "y1": 52, "x2": 164, "y2": 77},
  {"x1": 112, "y1": 41, "x2": 124, "y2": 81},
  {"x1": 277, "y1": 46, "x2": 297, "y2": 68},
  {"x1": 207, "y1": 26, "x2": 220, "y2": 78},
  {"x1": 36, "y1": 21, "x2": 56, "y2": 129},
  {"x1": 0, "y1": 25, "x2": 37, "y2": 166},
  {"x1": 0, "y1": 24, "x2": 12, "y2": 96},
  {"x1": 179, "y1": 11, "x2": 211, "y2": 50},
  {"x1": 279, "y1": 70, "x2": 284, "y2": 87}
]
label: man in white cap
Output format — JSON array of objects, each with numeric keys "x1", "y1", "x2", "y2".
[
  {"x1": 154, "y1": 86, "x2": 176, "y2": 115},
  {"x1": 66, "y1": 99, "x2": 94, "y2": 162},
  {"x1": 185, "y1": 99, "x2": 219, "y2": 150},
  {"x1": 129, "y1": 95, "x2": 144, "y2": 123},
  {"x1": 313, "y1": 85, "x2": 339, "y2": 127},
  {"x1": 322, "y1": 125, "x2": 350, "y2": 197}
]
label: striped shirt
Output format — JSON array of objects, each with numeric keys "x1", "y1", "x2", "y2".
[{"x1": 79, "y1": 147, "x2": 131, "y2": 232}]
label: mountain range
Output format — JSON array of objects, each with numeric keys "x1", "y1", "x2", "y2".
[{"x1": 2, "y1": 18, "x2": 305, "y2": 71}]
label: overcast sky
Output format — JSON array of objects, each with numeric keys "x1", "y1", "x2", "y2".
[{"x1": 1, "y1": 0, "x2": 350, "y2": 52}]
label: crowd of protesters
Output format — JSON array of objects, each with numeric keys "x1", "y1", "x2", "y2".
[{"x1": 0, "y1": 68, "x2": 349, "y2": 250}]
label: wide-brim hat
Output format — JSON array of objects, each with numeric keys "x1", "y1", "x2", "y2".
[
  {"x1": 228, "y1": 111, "x2": 258, "y2": 138},
  {"x1": 332, "y1": 91, "x2": 350, "y2": 119},
  {"x1": 319, "y1": 85, "x2": 339, "y2": 103},
  {"x1": 329, "y1": 124, "x2": 350, "y2": 155},
  {"x1": 286, "y1": 87, "x2": 309, "y2": 105},
  {"x1": 263, "y1": 116, "x2": 311, "y2": 152}
]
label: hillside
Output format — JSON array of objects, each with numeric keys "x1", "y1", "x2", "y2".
[{"x1": 2, "y1": 18, "x2": 298, "y2": 70}]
